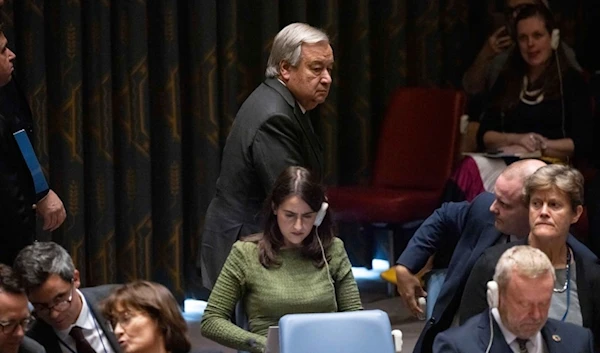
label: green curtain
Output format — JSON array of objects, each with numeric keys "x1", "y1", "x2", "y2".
[{"x1": 1, "y1": 0, "x2": 590, "y2": 300}]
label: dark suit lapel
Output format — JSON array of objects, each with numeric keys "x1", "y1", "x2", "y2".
[
  {"x1": 477, "y1": 310, "x2": 513, "y2": 353},
  {"x1": 568, "y1": 243, "x2": 593, "y2": 329},
  {"x1": 265, "y1": 78, "x2": 324, "y2": 179},
  {"x1": 28, "y1": 320, "x2": 62, "y2": 353},
  {"x1": 541, "y1": 321, "x2": 562, "y2": 353},
  {"x1": 474, "y1": 222, "x2": 501, "y2": 250},
  {"x1": 293, "y1": 106, "x2": 324, "y2": 177}
]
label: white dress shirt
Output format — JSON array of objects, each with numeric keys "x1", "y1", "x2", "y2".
[
  {"x1": 492, "y1": 308, "x2": 544, "y2": 353},
  {"x1": 54, "y1": 289, "x2": 115, "y2": 353}
]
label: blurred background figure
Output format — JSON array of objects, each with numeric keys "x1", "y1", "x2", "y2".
[{"x1": 446, "y1": 2, "x2": 592, "y2": 204}]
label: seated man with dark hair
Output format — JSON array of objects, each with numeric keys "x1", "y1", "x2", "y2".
[
  {"x1": 0, "y1": 263, "x2": 45, "y2": 353},
  {"x1": 434, "y1": 245, "x2": 594, "y2": 353},
  {"x1": 13, "y1": 242, "x2": 120, "y2": 353}
]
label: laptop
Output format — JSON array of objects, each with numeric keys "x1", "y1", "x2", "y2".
[{"x1": 265, "y1": 326, "x2": 280, "y2": 353}]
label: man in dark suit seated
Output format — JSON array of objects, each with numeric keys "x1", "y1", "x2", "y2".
[
  {"x1": 197, "y1": 22, "x2": 333, "y2": 291},
  {"x1": 394, "y1": 159, "x2": 597, "y2": 353},
  {"x1": 12, "y1": 242, "x2": 120, "y2": 353},
  {"x1": 0, "y1": 263, "x2": 45, "y2": 353},
  {"x1": 434, "y1": 245, "x2": 594, "y2": 353}
]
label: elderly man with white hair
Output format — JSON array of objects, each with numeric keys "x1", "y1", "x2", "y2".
[
  {"x1": 434, "y1": 245, "x2": 593, "y2": 353},
  {"x1": 198, "y1": 22, "x2": 333, "y2": 291}
]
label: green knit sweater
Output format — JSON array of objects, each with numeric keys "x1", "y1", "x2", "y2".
[{"x1": 200, "y1": 237, "x2": 362, "y2": 353}]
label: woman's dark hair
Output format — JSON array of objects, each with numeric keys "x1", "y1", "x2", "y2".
[
  {"x1": 245, "y1": 166, "x2": 335, "y2": 268},
  {"x1": 494, "y1": 3, "x2": 568, "y2": 111},
  {"x1": 101, "y1": 281, "x2": 191, "y2": 353}
]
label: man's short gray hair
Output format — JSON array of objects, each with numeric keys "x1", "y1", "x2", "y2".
[
  {"x1": 265, "y1": 22, "x2": 329, "y2": 78},
  {"x1": 493, "y1": 245, "x2": 555, "y2": 290},
  {"x1": 13, "y1": 241, "x2": 76, "y2": 292}
]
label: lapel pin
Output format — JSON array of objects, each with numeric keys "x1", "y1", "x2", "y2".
[{"x1": 552, "y1": 334, "x2": 561, "y2": 342}]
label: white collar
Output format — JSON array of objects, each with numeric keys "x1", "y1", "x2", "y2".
[
  {"x1": 56, "y1": 289, "x2": 95, "y2": 337},
  {"x1": 491, "y1": 308, "x2": 543, "y2": 353}
]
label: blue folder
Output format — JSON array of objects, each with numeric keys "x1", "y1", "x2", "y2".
[{"x1": 13, "y1": 129, "x2": 49, "y2": 195}]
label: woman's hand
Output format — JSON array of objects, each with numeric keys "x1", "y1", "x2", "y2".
[
  {"x1": 485, "y1": 26, "x2": 513, "y2": 56},
  {"x1": 516, "y1": 133, "x2": 546, "y2": 152}
]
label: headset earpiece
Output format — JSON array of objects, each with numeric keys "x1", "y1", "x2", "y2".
[
  {"x1": 485, "y1": 281, "x2": 499, "y2": 353},
  {"x1": 314, "y1": 202, "x2": 329, "y2": 227},
  {"x1": 551, "y1": 28, "x2": 560, "y2": 50},
  {"x1": 486, "y1": 281, "x2": 499, "y2": 309}
]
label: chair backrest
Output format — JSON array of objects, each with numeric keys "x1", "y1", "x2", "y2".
[
  {"x1": 372, "y1": 87, "x2": 466, "y2": 190},
  {"x1": 278, "y1": 309, "x2": 395, "y2": 353}
]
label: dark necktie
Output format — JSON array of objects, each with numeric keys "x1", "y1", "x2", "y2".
[
  {"x1": 69, "y1": 326, "x2": 96, "y2": 353},
  {"x1": 516, "y1": 338, "x2": 529, "y2": 353}
]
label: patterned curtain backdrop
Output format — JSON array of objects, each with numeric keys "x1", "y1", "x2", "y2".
[{"x1": 1, "y1": 0, "x2": 590, "y2": 300}]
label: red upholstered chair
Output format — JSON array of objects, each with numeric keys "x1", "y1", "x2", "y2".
[{"x1": 326, "y1": 87, "x2": 466, "y2": 277}]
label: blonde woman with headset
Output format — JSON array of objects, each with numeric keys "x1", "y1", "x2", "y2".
[{"x1": 200, "y1": 166, "x2": 362, "y2": 353}]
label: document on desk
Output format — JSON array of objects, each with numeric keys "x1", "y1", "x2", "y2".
[
  {"x1": 463, "y1": 150, "x2": 542, "y2": 159},
  {"x1": 265, "y1": 326, "x2": 279, "y2": 353}
]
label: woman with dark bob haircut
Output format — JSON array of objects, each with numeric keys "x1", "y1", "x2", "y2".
[
  {"x1": 201, "y1": 166, "x2": 362, "y2": 353},
  {"x1": 101, "y1": 280, "x2": 191, "y2": 353}
]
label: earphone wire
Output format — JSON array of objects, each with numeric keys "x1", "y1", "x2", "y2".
[
  {"x1": 315, "y1": 226, "x2": 337, "y2": 310},
  {"x1": 485, "y1": 309, "x2": 494, "y2": 353},
  {"x1": 315, "y1": 228, "x2": 333, "y2": 287}
]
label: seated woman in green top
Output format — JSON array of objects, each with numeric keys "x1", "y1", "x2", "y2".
[{"x1": 200, "y1": 166, "x2": 363, "y2": 353}]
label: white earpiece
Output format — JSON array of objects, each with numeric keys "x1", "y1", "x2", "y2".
[
  {"x1": 486, "y1": 281, "x2": 499, "y2": 309},
  {"x1": 314, "y1": 202, "x2": 329, "y2": 227},
  {"x1": 551, "y1": 28, "x2": 560, "y2": 50}
]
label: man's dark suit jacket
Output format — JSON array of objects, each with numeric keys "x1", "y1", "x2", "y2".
[
  {"x1": 460, "y1": 238, "x2": 600, "y2": 351},
  {"x1": 0, "y1": 79, "x2": 41, "y2": 265},
  {"x1": 197, "y1": 78, "x2": 324, "y2": 290},
  {"x1": 19, "y1": 336, "x2": 46, "y2": 353},
  {"x1": 434, "y1": 310, "x2": 594, "y2": 353},
  {"x1": 26, "y1": 285, "x2": 121, "y2": 353},
  {"x1": 397, "y1": 192, "x2": 597, "y2": 353}
]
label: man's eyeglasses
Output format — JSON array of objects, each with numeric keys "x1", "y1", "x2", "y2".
[
  {"x1": 32, "y1": 282, "x2": 74, "y2": 316},
  {"x1": 0, "y1": 317, "x2": 35, "y2": 334}
]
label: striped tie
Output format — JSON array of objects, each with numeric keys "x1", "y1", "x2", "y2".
[{"x1": 516, "y1": 338, "x2": 529, "y2": 353}]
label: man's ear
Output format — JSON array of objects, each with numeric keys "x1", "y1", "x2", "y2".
[
  {"x1": 279, "y1": 61, "x2": 292, "y2": 81},
  {"x1": 73, "y1": 269, "x2": 81, "y2": 289}
]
